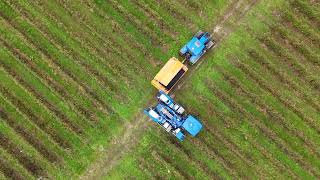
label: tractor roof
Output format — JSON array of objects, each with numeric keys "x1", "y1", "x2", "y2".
[
  {"x1": 186, "y1": 37, "x2": 205, "y2": 56},
  {"x1": 154, "y1": 57, "x2": 187, "y2": 86},
  {"x1": 182, "y1": 115, "x2": 203, "y2": 136}
]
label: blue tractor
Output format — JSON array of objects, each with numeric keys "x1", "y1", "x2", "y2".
[
  {"x1": 179, "y1": 31, "x2": 215, "y2": 65},
  {"x1": 144, "y1": 91, "x2": 203, "y2": 141}
]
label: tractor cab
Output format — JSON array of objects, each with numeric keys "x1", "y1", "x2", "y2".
[
  {"x1": 186, "y1": 37, "x2": 205, "y2": 56},
  {"x1": 179, "y1": 31, "x2": 215, "y2": 64}
]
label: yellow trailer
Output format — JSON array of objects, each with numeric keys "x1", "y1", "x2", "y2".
[{"x1": 151, "y1": 57, "x2": 188, "y2": 94}]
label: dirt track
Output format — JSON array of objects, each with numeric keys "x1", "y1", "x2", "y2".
[{"x1": 80, "y1": 0, "x2": 260, "y2": 179}]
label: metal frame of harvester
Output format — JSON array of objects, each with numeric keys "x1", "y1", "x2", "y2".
[
  {"x1": 144, "y1": 91, "x2": 203, "y2": 141},
  {"x1": 145, "y1": 30, "x2": 215, "y2": 141}
]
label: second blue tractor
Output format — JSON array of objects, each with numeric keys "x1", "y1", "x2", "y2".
[{"x1": 179, "y1": 31, "x2": 214, "y2": 64}]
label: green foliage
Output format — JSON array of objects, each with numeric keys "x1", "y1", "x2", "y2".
[{"x1": 0, "y1": 0, "x2": 319, "y2": 179}]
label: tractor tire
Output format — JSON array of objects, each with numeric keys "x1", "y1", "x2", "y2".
[
  {"x1": 185, "y1": 53, "x2": 191, "y2": 60},
  {"x1": 206, "y1": 41, "x2": 214, "y2": 49}
]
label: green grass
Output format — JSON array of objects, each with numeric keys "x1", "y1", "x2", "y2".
[
  {"x1": 0, "y1": 147, "x2": 34, "y2": 180},
  {"x1": 0, "y1": 0, "x2": 319, "y2": 179},
  {"x1": 106, "y1": 0, "x2": 320, "y2": 179},
  {"x1": 0, "y1": 0, "x2": 232, "y2": 178}
]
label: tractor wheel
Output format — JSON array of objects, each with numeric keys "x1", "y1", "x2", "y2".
[
  {"x1": 206, "y1": 41, "x2": 214, "y2": 49},
  {"x1": 185, "y1": 53, "x2": 191, "y2": 60}
]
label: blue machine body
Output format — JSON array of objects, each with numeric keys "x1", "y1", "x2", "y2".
[
  {"x1": 144, "y1": 91, "x2": 203, "y2": 141},
  {"x1": 182, "y1": 115, "x2": 203, "y2": 137},
  {"x1": 179, "y1": 31, "x2": 214, "y2": 64}
]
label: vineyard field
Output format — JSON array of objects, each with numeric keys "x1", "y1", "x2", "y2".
[{"x1": 0, "y1": 0, "x2": 319, "y2": 179}]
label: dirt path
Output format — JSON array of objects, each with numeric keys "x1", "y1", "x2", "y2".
[
  {"x1": 80, "y1": 106, "x2": 150, "y2": 180},
  {"x1": 80, "y1": 0, "x2": 260, "y2": 179},
  {"x1": 176, "y1": 0, "x2": 259, "y2": 91}
]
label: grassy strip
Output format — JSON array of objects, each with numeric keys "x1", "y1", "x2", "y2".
[
  {"x1": 230, "y1": 30, "x2": 320, "y2": 133},
  {"x1": 0, "y1": 147, "x2": 34, "y2": 180},
  {"x1": 108, "y1": 0, "x2": 165, "y2": 46},
  {"x1": 0, "y1": 43, "x2": 89, "y2": 136},
  {"x1": 206, "y1": 74, "x2": 313, "y2": 178},
  {"x1": 0, "y1": 18, "x2": 109, "y2": 128},
  {"x1": 31, "y1": 0, "x2": 147, "y2": 86},
  {"x1": 244, "y1": 6, "x2": 320, "y2": 93},
  {"x1": 204, "y1": 30, "x2": 320, "y2": 172},
  {"x1": 211, "y1": 62, "x2": 319, "y2": 176},
  {"x1": 0, "y1": 66, "x2": 80, "y2": 149},
  {"x1": 79, "y1": 0, "x2": 160, "y2": 68},
  {"x1": 237, "y1": 48, "x2": 320, "y2": 132},
  {"x1": 259, "y1": 33, "x2": 320, "y2": 92},
  {"x1": 185, "y1": 86, "x2": 289, "y2": 178},
  {"x1": 106, "y1": 154, "x2": 152, "y2": 179},
  {"x1": 253, "y1": 40, "x2": 320, "y2": 103},
  {"x1": 242, "y1": 28, "x2": 318, "y2": 132},
  {"x1": 0, "y1": 1, "x2": 124, "y2": 119},
  {"x1": 94, "y1": 0, "x2": 171, "y2": 61},
  {"x1": 83, "y1": 5, "x2": 159, "y2": 72},
  {"x1": 290, "y1": 0, "x2": 320, "y2": 25},
  {"x1": 271, "y1": 21, "x2": 320, "y2": 69},
  {"x1": 140, "y1": 0, "x2": 194, "y2": 56},
  {"x1": 0, "y1": 93, "x2": 65, "y2": 159},
  {"x1": 188, "y1": 137, "x2": 239, "y2": 178},
  {"x1": 196, "y1": 124, "x2": 260, "y2": 177},
  {"x1": 178, "y1": 81, "x2": 294, "y2": 178},
  {"x1": 107, "y1": 132, "x2": 188, "y2": 179},
  {"x1": 17, "y1": 0, "x2": 150, "y2": 119},
  {"x1": 0, "y1": 99, "x2": 61, "y2": 163},
  {"x1": 150, "y1": 133, "x2": 210, "y2": 179},
  {"x1": 143, "y1": 138, "x2": 186, "y2": 179},
  {"x1": 0, "y1": 171, "x2": 7, "y2": 180},
  {"x1": 218, "y1": 62, "x2": 320, "y2": 174},
  {"x1": 165, "y1": 134, "x2": 235, "y2": 178},
  {"x1": 130, "y1": 0, "x2": 178, "y2": 38},
  {"x1": 36, "y1": 0, "x2": 153, "y2": 107},
  {"x1": 246, "y1": 48, "x2": 320, "y2": 112},
  {"x1": 13, "y1": 5, "x2": 125, "y2": 100},
  {"x1": 155, "y1": 0, "x2": 204, "y2": 28},
  {"x1": 37, "y1": 1, "x2": 139, "y2": 82},
  {"x1": 140, "y1": 0, "x2": 234, "y2": 55},
  {"x1": 0, "y1": 119, "x2": 54, "y2": 178},
  {"x1": 147, "y1": 128, "x2": 232, "y2": 178},
  {"x1": 117, "y1": 0, "x2": 174, "y2": 43},
  {"x1": 136, "y1": 157, "x2": 166, "y2": 179},
  {"x1": 282, "y1": 8, "x2": 320, "y2": 47},
  {"x1": 0, "y1": 18, "x2": 128, "y2": 176}
]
